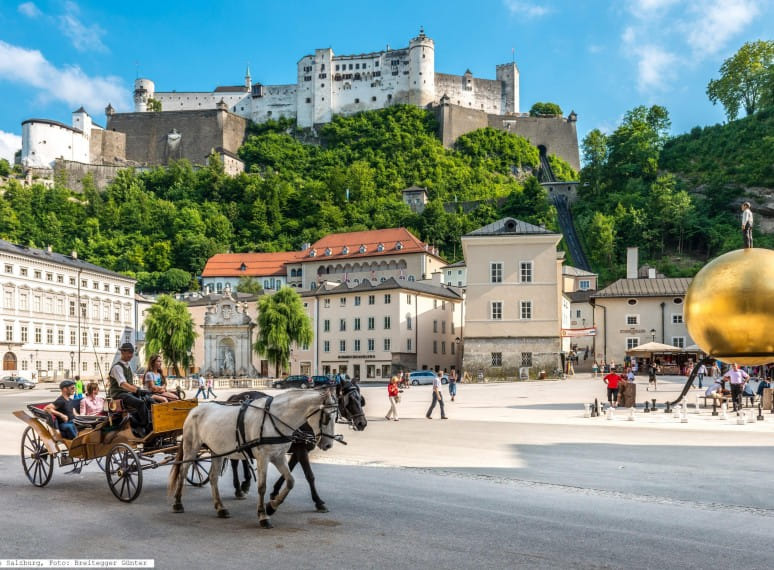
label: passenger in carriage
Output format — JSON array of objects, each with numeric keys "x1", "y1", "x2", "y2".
[
  {"x1": 80, "y1": 382, "x2": 106, "y2": 416},
  {"x1": 108, "y1": 343, "x2": 151, "y2": 438},
  {"x1": 44, "y1": 380, "x2": 79, "y2": 439},
  {"x1": 144, "y1": 354, "x2": 180, "y2": 403}
]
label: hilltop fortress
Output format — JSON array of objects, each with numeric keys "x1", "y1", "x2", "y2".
[{"x1": 19, "y1": 29, "x2": 579, "y2": 189}]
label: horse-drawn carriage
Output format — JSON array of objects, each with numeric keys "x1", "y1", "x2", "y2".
[{"x1": 14, "y1": 398, "x2": 212, "y2": 502}]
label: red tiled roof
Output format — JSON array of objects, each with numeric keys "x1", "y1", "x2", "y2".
[
  {"x1": 201, "y1": 251, "x2": 305, "y2": 277},
  {"x1": 301, "y1": 227, "x2": 442, "y2": 263}
]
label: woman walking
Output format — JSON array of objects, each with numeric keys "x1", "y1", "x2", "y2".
[
  {"x1": 205, "y1": 373, "x2": 217, "y2": 399},
  {"x1": 448, "y1": 367, "x2": 458, "y2": 401},
  {"x1": 385, "y1": 376, "x2": 400, "y2": 421}
]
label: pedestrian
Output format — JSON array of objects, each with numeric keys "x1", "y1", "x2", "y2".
[
  {"x1": 603, "y1": 368, "x2": 621, "y2": 408},
  {"x1": 108, "y1": 343, "x2": 151, "y2": 437},
  {"x1": 195, "y1": 374, "x2": 207, "y2": 399},
  {"x1": 741, "y1": 202, "x2": 753, "y2": 248},
  {"x1": 723, "y1": 362, "x2": 749, "y2": 411},
  {"x1": 695, "y1": 363, "x2": 707, "y2": 389},
  {"x1": 592, "y1": 360, "x2": 599, "y2": 379},
  {"x1": 206, "y1": 373, "x2": 217, "y2": 399},
  {"x1": 385, "y1": 376, "x2": 400, "y2": 421},
  {"x1": 73, "y1": 375, "x2": 84, "y2": 402},
  {"x1": 647, "y1": 361, "x2": 658, "y2": 391},
  {"x1": 448, "y1": 366, "x2": 458, "y2": 401},
  {"x1": 426, "y1": 371, "x2": 447, "y2": 419}
]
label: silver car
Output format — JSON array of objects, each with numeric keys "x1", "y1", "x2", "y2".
[
  {"x1": 0, "y1": 375, "x2": 36, "y2": 389},
  {"x1": 408, "y1": 370, "x2": 447, "y2": 386}
]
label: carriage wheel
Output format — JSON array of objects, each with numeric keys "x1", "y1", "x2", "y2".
[
  {"x1": 186, "y1": 456, "x2": 211, "y2": 487},
  {"x1": 21, "y1": 426, "x2": 54, "y2": 487},
  {"x1": 95, "y1": 456, "x2": 106, "y2": 472},
  {"x1": 105, "y1": 443, "x2": 143, "y2": 502}
]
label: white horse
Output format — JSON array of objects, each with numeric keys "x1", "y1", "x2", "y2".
[{"x1": 169, "y1": 388, "x2": 338, "y2": 528}]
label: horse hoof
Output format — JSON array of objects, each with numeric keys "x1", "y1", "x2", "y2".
[
  {"x1": 266, "y1": 504, "x2": 276, "y2": 516},
  {"x1": 235, "y1": 490, "x2": 245, "y2": 499},
  {"x1": 259, "y1": 519, "x2": 273, "y2": 529},
  {"x1": 240, "y1": 481, "x2": 251, "y2": 493},
  {"x1": 217, "y1": 509, "x2": 231, "y2": 519},
  {"x1": 172, "y1": 503, "x2": 184, "y2": 513},
  {"x1": 316, "y1": 505, "x2": 329, "y2": 513}
]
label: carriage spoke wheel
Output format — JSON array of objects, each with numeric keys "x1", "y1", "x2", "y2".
[
  {"x1": 105, "y1": 443, "x2": 143, "y2": 502},
  {"x1": 95, "y1": 456, "x2": 106, "y2": 472},
  {"x1": 186, "y1": 457, "x2": 211, "y2": 487},
  {"x1": 21, "y1": 426, "x2": 54, "y2": 487}
]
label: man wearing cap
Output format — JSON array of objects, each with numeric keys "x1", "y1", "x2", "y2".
[
  {"x1": 109, "y1": 342, "x2": 151, "y2": 437},
  {"x1": 45, "y1": 380, "x2": 79, "y2": 439}
]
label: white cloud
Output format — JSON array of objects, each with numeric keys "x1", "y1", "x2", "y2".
[
  {"x1": 635, "y1": 45, "x2": 678, "y2": 91},
  {"x1": 0, "y1": 40, "x2": 129, "y2": 115},
  {"x1": 587, "y1": 44, "x2": 604, "y2": 54},
  {"x1": 17, "y1": 2, "x2": 42, "y2": 18},
  {"x1": 684, "y1": 0, "x2": 758, "y2": 56},
  {"x1": 0, "y1": 131, "x2": 22, "y2": 163},
  {"x1": 58, "y1": 1, "x2": 107, "y2": 53},
  {"x1": 503, "y1": 0, "x2": 552, "y2": 18}
]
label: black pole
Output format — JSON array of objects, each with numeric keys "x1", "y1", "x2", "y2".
[{"x1": 668, "y1": 355, "x2": 713, "y2": 407}]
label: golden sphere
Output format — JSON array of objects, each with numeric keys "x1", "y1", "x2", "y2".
[{"x1": 685, "y1": 248, "x2": 774, "y2": 365}]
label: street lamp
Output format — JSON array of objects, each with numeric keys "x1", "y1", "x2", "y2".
[
  {"x1": 650, "y1": 328, "x2": 656, "y2": 342},
  {"x1": 69, "y1": 351, "x2": 74, "y2": 379},
  {"x1": 454, "y1": 337, "x2": 461, "y2": 374}
]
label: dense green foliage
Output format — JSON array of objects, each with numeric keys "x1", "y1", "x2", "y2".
[
  {"x1": 576, "y1": 104, "x2": 773, "y2": 283},
  {"x1": 236, "y1": 276, "x2": 263, "y2": 294},
  {"x1": 706, "y1": 40, "x2": 774, "y2": 120},
  {"x1": 0, "y1": 105, "x2": 567, "y2": 291},
  {"x1": 0, "y1": 159, "x2": 10, "y2": 177},
  {"x1": 143, "y1": 295, "x2": 197, "y2": 376},
  {"x1": 529, "y1": 102, "x2": 563, "y2": 116},
  {"x1": 254, "y1": 287, "x2": 312, "y2": 377}
]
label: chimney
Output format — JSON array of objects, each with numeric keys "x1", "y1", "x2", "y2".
[
  {"x1": 46, "y1": 245, "x2": 53, "y2": 253},
  {"x1": 301, "y1": 242, "x2": 310, "y2": 251},
  {"x1": 432, "y1": 271, "x2": 442, "y2": 285},
  {"x1": 71, "y1": 250, "x2": 78, "y2": 259},
  {"x1": 648, "y1": 268, "x2": 656, "y2": 279},
  {"x1": 626, "y1": 247, "x2": 638, "y2": 279}
]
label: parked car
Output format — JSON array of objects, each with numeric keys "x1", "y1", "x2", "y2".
[
  {"x1": 408, "y1": 370, "x2": 447, "y2": 386},
  {"x1": 0, "y1": 375, "x2": 36, "y2": 389},
  {"x1": 312, "y1": 374, "x2": 336, "y2": 387},
  {"x1": 273, "y1": 374, "x2": 313, "y2": 389}
]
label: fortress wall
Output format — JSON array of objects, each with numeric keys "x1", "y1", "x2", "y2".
[
  {"x1": 155, "y1": 92, "x2": 246, "y2": 112},
  {"x1": 488, "y1": 114, "x2": 580, "y2": 171},
  {"x1": 52, "y1": 159, "x2": 148, "y2": 191},
  {"x1": 89, "y1": 129, "x2": 126, "y2": 164},
  {"x1": 250, "y1": 84, "x2": 296, "y2": 124},
  {"x1": 434, "y1": 74, "x2": 502, "y2": 114},
  {"x1": 107, "y1": 109, "x2": 247, "y2": 166},
  {"x1": 433, "y1": 103, "x2": 489, "y2": 147}
]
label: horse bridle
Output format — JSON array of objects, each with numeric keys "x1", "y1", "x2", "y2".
[
  {"x1": 305, "y1": 391, "x2": 345, "y2": 446},
  {"x1": 337, "y1": 383, "x2": 366, "y2": 428}
]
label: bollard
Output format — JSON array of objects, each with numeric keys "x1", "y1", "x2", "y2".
[
  {"x1": 594, "y1": 398, "x2": 600, "y2": 417},
  {"x1": 711, "y1": 398, "x2": 719, "y2": 416},
  {"x1": 747, "y1": 410, "x2": 755, "y2": 424},
  {"x1": 584, "y1": 403, "x2": 591, "y2": 418},
  {"x1": 757, "y1": 402, "x2": 764, "y2": 421},
  {"x1": 681, "y1": 405, "x2": 688, "y2": 423},
  {"x1": 607, "y1": 406, "x2": 615, "y2": 420},
  {"x1": 673, "y1": 404, "x2": 681, "y2": 419},
  {"x1": 628, "y1": 407, "x2": 635, "y2": 421},
  {"x1": 664, "y1": 401, "x2": 672, "y2": 414},
  {"x1": 695, "y1": 393, "x2": 702, "y2": 413},
  {"x1": 643, "y1": 401, "x2": 650, "y2": 413},
  {"x1": 736, "y1": 412, "x2": 745, "y2": 425},
  {"x1": 721, "y1": 403, "x2": 728, "y2": 420},
  {"x1": 651, "y1": 398, "x2": 657, "y2": 411}
]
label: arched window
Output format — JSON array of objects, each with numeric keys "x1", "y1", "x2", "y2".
[
  {"x1": 377, "y1": 243, "x2": 384, "y2": 252},
  {"x1": 408, "y1": 275, "x2": 415, "y2": 282}
]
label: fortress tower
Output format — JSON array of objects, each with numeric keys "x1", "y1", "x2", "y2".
[
  {"x1": 408, "y1": 27, "x2": 435, "y2": 107},
  {"x1": 496, "y1": 63, "x2": 519, "y2": 114},
  {"x1": 133, "y1": 78, "x2": 155, "y2": 112}
]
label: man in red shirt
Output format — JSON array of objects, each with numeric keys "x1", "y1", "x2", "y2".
[{"x1": 603, "y1": 370, "x2": 621, "y2": 407}]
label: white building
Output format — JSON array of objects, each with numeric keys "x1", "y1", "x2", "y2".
[
  {"x1": 134, "y1": 29, "x2": 519, "y2": 128},
  {"x1": 0, "y1": 240, "x2": 137, "y2": 381}
]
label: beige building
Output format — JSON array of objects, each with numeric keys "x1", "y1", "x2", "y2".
[
  {"x1": 461, "y1": 218, "x2": 564, "y2": 379},
  {"x1": 591, "y1": 249, "x2": 693, "y2": 364},
  {"x1": 294, "y1": 276, "x2": 463, "y2": 380}
]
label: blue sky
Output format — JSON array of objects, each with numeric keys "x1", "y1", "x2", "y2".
[{"x1": 1, "y1": 0, "x2": 772, "y2": 162}]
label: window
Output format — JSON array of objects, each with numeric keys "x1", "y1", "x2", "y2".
[
  {"x1": 340, "y1": 297, "x2": 346, "y2": 307},
  {"x1": 367, "y1": 339, "x2": 375, "y2": 352},
  {"x1": 4, "y1": 264, "x2": 11, "y2": 273},
  {"x1": 82, "y1": 331, "x2": 88, "y2": 346},
  {"x1": 82, "y1": 362, "x2": 88, "y2": 372},
  {"x1": 35, "y1": 270, "x2": 42, "y2": 279},
  {"x1": 35, "y1": 327, "x2": 41, "y2": 343},
  {"x1": 46, "y1": 329, "x2": 53, "y2": 344},
  {"x1": 434, "y1": 299, "x2": 438, "y2": 309},
  {"x1": 354, "y1": 318, "x2": 361, "y2": 331},
  {"x1": 407, "y1": 295, "x2": 412, "y2": 304},
  {"x1": 367, "y1": 365, "x2": 375, "y2": 379},
  {"x1": 520, "y1": 301, "x2": 532, "y2": 320},
  {"x1": 44, "y1": 296, "x2": 52, "y2": 313},
  {"x1": 626, "y1": 315, "x2": 639, "y2": 325},
  {"x1": 21, "y1": 361, "x2": 27, "y2": 370},
  {"x1": 58, "y1": 361, "x2": 63, "y2": 371},
  {"x1": 354, "y1": 339, "x2": 361, "y2": 352},
  {"x1": 384, "y1": 338, "x2": 391, "y2": 351},
  {"x1": 384, "y1": 316, "x2": 391, "y2": 329},
  {"x1": 520, "y1": 261, "x2": 533, "y2": 283},
  {"x1": 384, "y1": 294, "x2": 391, "y2": 304},
  {"x1": 3, "y1": 290, "x2": 11, "y2": 309},
  {"x1": 433, "y1": 341, "x2": 438, "y2": 354},
  {"x1": 104, "y1": 333, "x2": 110, "y2": 347},
  {"x1": 627, "y1": 299, "x2": 638, "y2": 306},
  {"x1": 626, "y1": 337, "x2": 639, "y2": 350},
  {"x1": 354, "y1": 296, "x2": 361, "y2": 306},
  {"x1": 451, "y1": 322, "x2": 455, "y2": 333},
  {"x1": 406, "y1": 315, "x2": 412, "y2": 330},
  {"x1": 367, "y1": 317, "x2": 375, "y2": 330},
  {"x1": 93, "y1": 332, "x2": 99, "y2": 347},
  {"x1": 33, "y1": 296, "x2": 41, "y2": 312},
  {"x1": 490, "y1": 301, "x2": 503, "y2": 320},
  {"x1": 80, "y1": 302, "x2": 86, "y2": 318},
  {"x1": 115, "y1": 286, "x2": 120, "y2": 294},
  {"x1": 672, "y1": 314, "x2": 684, "y2": 324},
  {"x1": 407, "y1": 338, "x2": 412, "y2": 351},
  {"x1": 339, "y1": 340, "x2": 346, "y2": 352},
  {"x1": 70, "y1": 331, "x2": 76, "y2": 345},
  {"x1": 46, "y1": 360, "x2": 52, "y2": 371},
  {"x1": 324, "y1": 299, "x2": 331, "y2": 308},
  {"x1": 323, "y1": 319, "x2": 330, "y2": 332},
  {"x1": 492, "y1": 352, "x2": 503, "y2": 367},
  {"x1": 46, "y1": 273, "x2": 53, "y2": 281},
  {"x1": 323, "y1": 341, "x2": 330, "y2": 353},
  {"x1": 20, "y1": 293, "x2": 28, "y2": 310},
  {"x1": 442, "y1": 321, "x2": 446, "y2": 334},
  {"x1": 368, "y1": 295, "x2": 375, "y2": 305},
  {"x1": 103, "y1": 283, "x2": 109, "y2": 291},
  {"x1": 21, "y1": 267, "x2": 27, "y2": 276},
  {"x1": 92, "y1": 281, "x2": 98, "y2": 290},
  {"x1": 441, "y1": 341, "x2": 446, "y2": 354},
  {"x1": 21, "y1": 326, "x2": 28, "y2": 342},
  {"x1": 576, "y1": 309, "x2": 582, "y2": 318},
  {"x1": 339, "y1": 319, "x2": 346, "y2": 331},
  {"x1": 5, "y1": 324, "x2": 12, "y2": 341},
  {"x1": 490, "y1": 262, "x2": 503, "y2": 283},
  {"x1": 69, "y1": 277, "x2": 74, "y2": 285},
  {"x1": 672, "y1": 337, "x2": 685, "y2": 348},
  {"x1": 57, "y1": 299, "x2": 64, "y2": 315},
  {"x1": 521, "y1": 352, "x2": 533, "y2": 367},
  {"x1": 579, "y1": 280, "x2": 590, "y2": 290},
  {"x1": 433, "y1": 320, "x2": 438, "y2": 333},
  {"x1": 92, "y1": 303, "x2": 99, "y2": 319}
]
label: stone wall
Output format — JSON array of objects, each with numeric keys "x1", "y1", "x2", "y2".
[
  {"x1": 89, "y1": 128, "x2": 126, "y2": 163},
  {"x1": 107, "y1": 109, "x2": 247, "y2": 166},
  {"x1": 463, "y1": 336, "x2": 561, "y2": 380},
  {"x1": 52, "y1": 159, "x2": 149, "y2": 191}
]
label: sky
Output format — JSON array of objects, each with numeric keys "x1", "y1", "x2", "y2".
[{"x1": 0, "y1": 0, "x2": 772, "y2": 162}]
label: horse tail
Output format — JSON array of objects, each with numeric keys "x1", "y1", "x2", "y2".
[{"x1": 168, "y1": 445, "x2": 184, "y2": 498}]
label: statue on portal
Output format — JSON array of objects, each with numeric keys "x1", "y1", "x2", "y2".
[{"x1": 223, "y1": 349, "x2": 235, "y2": 374}]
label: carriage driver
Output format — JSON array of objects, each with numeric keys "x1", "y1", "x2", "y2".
[{"x1": 109, "y1": 343, "x2": 152, "y2": 438}]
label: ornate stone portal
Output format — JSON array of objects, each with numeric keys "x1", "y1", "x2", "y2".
[{"x1": 202, "y1": 289, "x2": 257, "y2": 377}]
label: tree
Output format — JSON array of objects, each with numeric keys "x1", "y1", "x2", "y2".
[
  {"x1": 707, "y1": 40, "x2": 774, "y2": 120},
  {"x1": 143, "y1": 295, "x2": 196, "y2": 376},
  {"x1": 146, "y1": 98, "x2": 162, "y2": 112},
  {"x1": 237, "y1": 276, "x2": 264, "y2": 294},
  {"x1": 0, "y1": 158, "x2": 10, "y2": 177},
  {"x1": 254, "y1": 287, "x2": 312, "y2": 377},
  {"x1": 529, "y1": 102, "x2": 563, "y2": 117}
]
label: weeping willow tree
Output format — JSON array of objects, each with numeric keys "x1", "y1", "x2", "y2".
[
  {"x1": 254, "y1": 287, "x2": 313, "y2": 377},
  {"x1": 143, "y1": 294, "x2": 197, "y2": 376}
]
